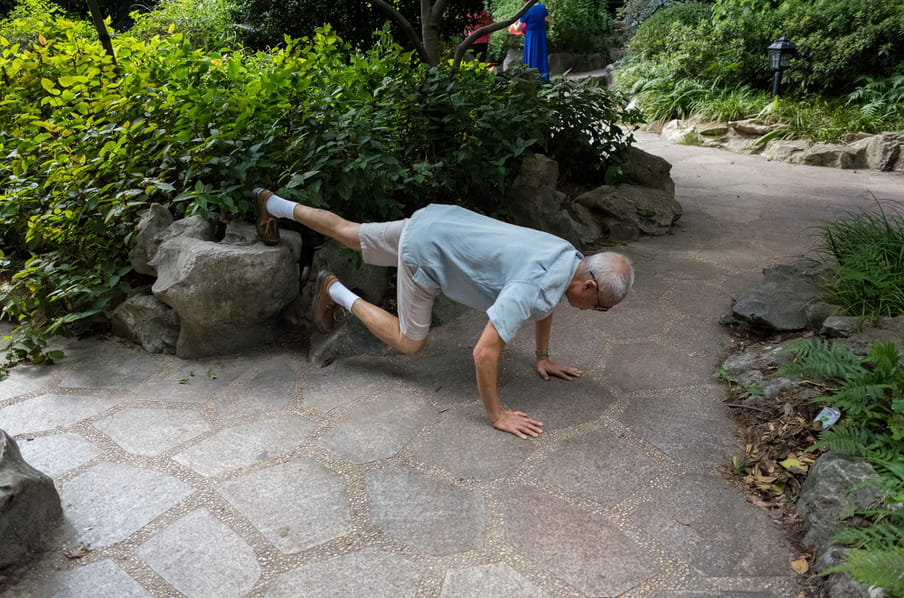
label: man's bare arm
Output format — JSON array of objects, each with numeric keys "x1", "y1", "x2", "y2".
[
  {"x1": 473, "y1": 320, "x2": 543, "y2": 439},
  {"x1": 534, "y1": 314, "x2": 583, "y2": 381}
]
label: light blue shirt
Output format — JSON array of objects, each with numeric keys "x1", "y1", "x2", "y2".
[{"x1": 400, "y1": 204, "x2": 583, "y2": 343}]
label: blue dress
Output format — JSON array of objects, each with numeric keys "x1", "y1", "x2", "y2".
[{"x1": 520, "y1": 3, "x2": 549, "y2": 80}]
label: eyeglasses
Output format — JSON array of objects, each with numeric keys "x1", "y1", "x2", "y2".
[{"x1": 586, "y1": 270, "x2": 610, "y2": 312}]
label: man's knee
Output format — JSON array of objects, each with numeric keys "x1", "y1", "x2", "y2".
[{"x1": 398, "y1": 336, "x2": 427, "y2": 355}]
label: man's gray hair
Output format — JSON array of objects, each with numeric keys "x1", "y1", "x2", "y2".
[{"x1": 585, "y1": 252, "x2": 634, "y2": 303}]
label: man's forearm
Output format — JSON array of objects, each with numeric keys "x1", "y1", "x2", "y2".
[
  {"x1": 535, "y1": 314, "x2": 553, "y2": 358},
  {"x1": 474, "y1": 349, "x2": 502, "y2": 422},
  {"x1": 473, "y1": 320, "x2": 506, "y2": 422}
]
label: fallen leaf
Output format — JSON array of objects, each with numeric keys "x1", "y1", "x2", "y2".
[
  {"x1": 791, "y1": 558, "x2": 809, "y2": 575},
  {"x1": 674, "y1": 516, "x2": 691, "y2": 526},
  {"x1": 780, "y1": 456, "x2": 809, "y2": 474}
]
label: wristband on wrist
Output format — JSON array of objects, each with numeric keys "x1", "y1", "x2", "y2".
[{"x1": 535, "y1": 349, "x2": 549, "y2": 358}]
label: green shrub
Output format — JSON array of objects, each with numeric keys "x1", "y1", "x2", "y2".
[
  {"x1": 129, "y1": 0, "x2": 242, "y2": 49},
  {"x1": 619, "y1": 0, "x2": 700, "y2": 36},
  {"x1": 775, "y1": 0, "x2": 904, "y2": 96},
  {"x1": 626, "y1": 1, "x2": 711, "y2": 60}
]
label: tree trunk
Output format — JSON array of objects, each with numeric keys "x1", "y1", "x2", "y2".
[{"x1": 85, "y1": 0, "x2": 116, "y2": 66}]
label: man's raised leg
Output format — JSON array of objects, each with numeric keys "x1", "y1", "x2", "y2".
[
  {"x1": 253, "y1": 188, "x2": 425, "y2": 355},
  {"x1": 253, "y1": 188, "x2": 361, "y2": 250}
]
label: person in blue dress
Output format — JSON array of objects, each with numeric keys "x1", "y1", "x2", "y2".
[{"x1": 519, "y1": 1, "x2": 550, "y2": 80}]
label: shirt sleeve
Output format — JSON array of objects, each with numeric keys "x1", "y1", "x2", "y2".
[{"x1": 486, "y1": 283, "x2": 544, "y2": 344}]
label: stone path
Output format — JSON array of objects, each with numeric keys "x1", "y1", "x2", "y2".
[{"x1": 2, "y1": 134, "x2": 903, "y2": 597}]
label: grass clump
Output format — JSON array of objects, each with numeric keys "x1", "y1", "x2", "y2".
[{"x1": 817, "y1": 203, "x2": 904, "y2": 321}]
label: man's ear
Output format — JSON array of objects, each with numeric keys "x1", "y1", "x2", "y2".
[{"x1": 584, "y1": 278, "x2": 597, "y2": 292}]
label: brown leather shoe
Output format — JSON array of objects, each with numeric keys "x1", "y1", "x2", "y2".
[
  {"x1": 252, "y1": 187, "x2": 280, "y2": 245},
  {"x1": 312, "y1": 271, "x2": 345, "y2": 333}
]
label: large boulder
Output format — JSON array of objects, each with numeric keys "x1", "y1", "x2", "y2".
[
  {"x1": 620, "y1": 146, "x2": 675, "y2": 197},
  {"x1": 150, "y1": 220, "x2": 302, "y2": 358},
  {"x1": 504, "y1": 151, "x2": 680, "y2": 247},
  {"x1": 506, "y1": 153, "x2": 588, "y2": 247},
  {"x1": 573, "y1": 184, "x2": 682, "y2": 240},
  {"x1": 0, "y1": 429, "x2": 62, "y2": 569}
]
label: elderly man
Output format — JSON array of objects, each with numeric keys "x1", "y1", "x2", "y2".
[{"x1": 253, "y1": 188, "x2": 634, "y2": 439}]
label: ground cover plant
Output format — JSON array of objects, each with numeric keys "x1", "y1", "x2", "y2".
[
  {"x1": 0, "y1": 0, "x2": 640, "y2": 370},
  {"x1": 777, "y1": 339, "x2": 904, "y2": 595},
  {"x1": 816, "y1": 202, "x2": 904, "y2": 321},
  {"x1": 615, "y1": 0, "x2": 904, "y2": 141}
]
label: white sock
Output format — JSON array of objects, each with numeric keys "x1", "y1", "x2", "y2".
[
  {"x1": 328, "y1": 280, "x2": 360, "y2": 311},
  {"x1": 266, "y1": 193, "x2": 298, "y2": 221}
]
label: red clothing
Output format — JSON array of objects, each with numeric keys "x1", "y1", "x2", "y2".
[{"x1": 467, "y1": 11, "x2": 494, "y2": 44}]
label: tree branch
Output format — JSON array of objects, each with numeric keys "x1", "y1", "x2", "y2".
[
  {"x1": 365, "y1": 0, "x2": 430, "y2": 63},
  {"x1": 451, "y1": 0, "x2": 538, "y2": 71}
]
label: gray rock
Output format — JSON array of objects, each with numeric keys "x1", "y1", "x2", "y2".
[
  {"x1": 150, "y1": 220, "x2": 302, "y2": 358},
  {"x1": 110, "y1": 293, "x2": 179, "y2": 354},
  {"x1": 797, "y1": 453, "x2": 882, "y2": 553},
  {"x1": 0, "y1": 429, "x2": 62, "y2": 568},
  {"x1": 506, "y1": 153, "x2": 586, "y2": 247},
  {"x1": 796, "y1": 143, "x2": 867, "y2": 169},
  {"x1": 574, "y1": 184, "x2": 682, "y2": 237},
  {"x1": 620, "y1": 145, "x2": 675, "y2": 197},
  {"x1": 764, "y1": 139, "x2": 810, "y2": 163},
  {"x1": 129, "y1": 203, "x2": 174, "y2": 276},
  {"x1": 698, "y1": 123, "x2": 729, "y2": 137},
  {"x1": 821, "y1": 316, "x2": 863, "y2": 338},
  {"x1": 729, "y1": 119, "x2": 778, "y2": 137},
  {"x1": 851, "y1": 132, "x2": 904, "y2": 172},
  {"x1": 661, "y1": 119, "x2": 695, "y2": 144},
  {"x1": 502, "y1": 48, "x2": 521, "y2": 72},
  {"x1": 731, "y1": 260, "x2": 833, "y2": 331}
]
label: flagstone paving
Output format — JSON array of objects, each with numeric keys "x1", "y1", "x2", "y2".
[{"x1": 2, "y1": 133, "x2": 903, "y2": 597}]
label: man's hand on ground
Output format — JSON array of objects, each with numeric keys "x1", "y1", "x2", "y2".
[
  {"x1": 535, "y1": 359, "x2": 582, "y2": 381},
  {"x1": 492, "y1": 410, "x2": 543, "y2": 439}
]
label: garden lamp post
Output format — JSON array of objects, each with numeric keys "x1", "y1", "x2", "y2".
[{"x1": 767, "y1": 35, "x2": 796, "y2": 98}]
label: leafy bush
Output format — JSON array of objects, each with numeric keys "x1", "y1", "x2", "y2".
[
  {"x1": 129, "y1": 0, "x2": 242, "y2": 49},
  {"x1": 625, "y1": 1, "x2": 711, "y2": 60},
  {"x1": 618, "y1": 0, "x2": 700, "y2": 36},
  {"x1": 0, "y1": 5, "x2": 639, "y2": 365},
  {"x1": 816, "y1": 203, "x2": 904, "y2": 320}
]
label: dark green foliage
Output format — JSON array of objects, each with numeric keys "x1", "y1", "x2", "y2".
[
  {"x1": 817, "y1": 203, "x2": 904, "y2": 320},
  {"x1": 618, "y1": 0, "x2": 700, "y2": 36},
  {"x1": 230, "y1": 0, "x2": 484, "y2": 52},
  {"x1": 625, "y1": 1, "x2": 711, "y2": 59}
]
